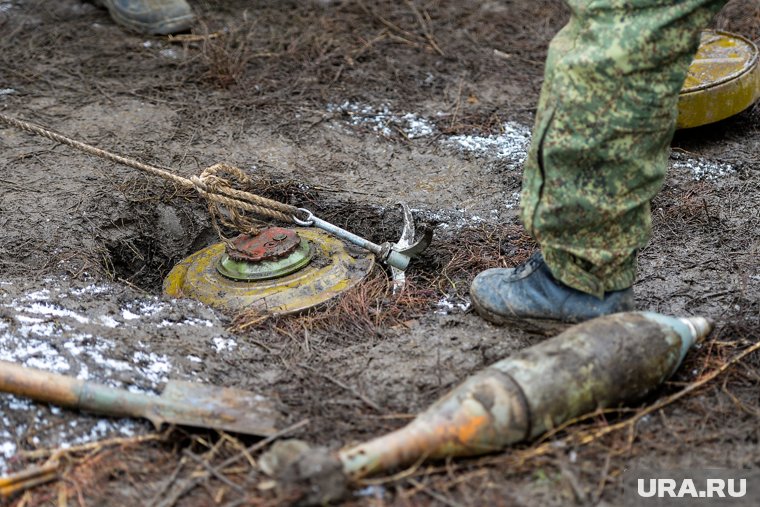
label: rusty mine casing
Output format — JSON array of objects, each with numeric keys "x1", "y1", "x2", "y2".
[
  {"x1": 340, "y1": 312, "x2": 713, "y2": 479},
  {"x1": 163, "y1": 228, "x2": 375, "y2": 316}
]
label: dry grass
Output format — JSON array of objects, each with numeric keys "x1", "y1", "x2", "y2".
[
  {"x1": 230, "y1": 270, "x2": 434, "y2": 342},
  {"x1": 652, "y1": 180, "x2": 716, "y2": 226},
  {"x1": 195, "y1": 19, "x2": 258, "y2": 89},
  {"x1": 435, "y1": 223, "x2": 537, "y2": 298}
]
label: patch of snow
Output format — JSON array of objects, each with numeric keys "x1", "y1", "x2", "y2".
[
  {"x1": 121, "y1": 309, "x2": 140, "y2": 320},
  {"x1": 25, "y1": 349, "x2": 70, "y2": 372},
  {"x1": 400, "y1": 112, "x2": 435, "y2": 138},
  {"x1": 212, "y1": 336, "x2": 237, "y2": 353},
  {"x1": 122, "y1": 299, "x2": 166, "y2": 319},
  {"x1": 435, "y1": 295, "x2": 470, "y2": 315},
  {"x1": 25, "y1": 289, "x2": 50, "y2": 301},
  {"x1": 59, "y1": 418, "x2": 142, "y2": 450},
  {"x1": 0, "y1": 331, "x2": 70, "y2": 371},
  {"x1": 0, "y1": 282, "x2": 221, "y2": 474},
  {"x1": 504, "y1": 191, "x2": 521, "y2": 210},
  {"x1": 446, "y1": 121, "x2": 531, "y2": 167},
  {"x1": 411, "y1": 206, "x2": 507, "y2": 231},
  {"x1": 76, "y1": 362, "x2": 90, "y2": 380},
  {"x1": 132, "y1": 351, "x2": 171, "y2": 384},
  {"x1": 69, "y1": 284, "x2": 111, "y2": 297},
  {"x1": 87, "y1": 349, "x2": 133, "y2": 372},
  {"x1": 355, "y1": 485, "x2": 387, "y2": 498},
  {"x1": 187, "y1": 355, "x2": 203, "y2": 363},
  {"x1": 14, "y1": 302, "x2": 90, "y2": 324},
  {"x1": 160, "y1": 48, "x2": 178, "y2": 59},
  {"x1": 98, "y1": 315, "x2": 120, "y2": 328},
  {"x1": 7, "y1": 396, "x2": 33, "y2": 412},
  {"x1": 0, "y1": 441, "x2": 17, "y2": 469},
  {"x1": 672, "y1": 158, "x2": 735, "y2": 181},
  {"x1": 327, "y1": 101, "x2": 436, "y2": 139},
  {"x1": 157, "y1": 317, "x2": 213, "y2": 328}
]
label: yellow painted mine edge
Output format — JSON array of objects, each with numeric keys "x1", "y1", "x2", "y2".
[
  {"x1": 162, "y1": 228, "x2": 375, "y2": 315},
  {"x1": 677, "y1": 30, "x2": 760, "y2": 129}
]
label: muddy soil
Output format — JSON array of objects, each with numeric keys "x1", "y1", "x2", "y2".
[{"x1": 1, "y1": 1, "x2": 759, "y2": 506}]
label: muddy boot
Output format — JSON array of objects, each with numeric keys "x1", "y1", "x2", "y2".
[
  {"x1": 98, "y1": 0, "x2": 194, "y2": 35},
  {"x1": 470, "y1": 252, "x2": 634, "y2": 332}
]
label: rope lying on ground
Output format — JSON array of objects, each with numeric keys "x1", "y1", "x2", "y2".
[{"x1": 0, "y1": 112, "x2": 300, "y2": 238}]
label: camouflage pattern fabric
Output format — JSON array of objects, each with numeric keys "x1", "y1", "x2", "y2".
[{"x1": 520, "y1": 0, "x2": 727, "y2": 299}]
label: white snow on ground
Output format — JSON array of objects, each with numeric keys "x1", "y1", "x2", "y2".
[
  {"x1": 411, "y1": 207, "x2": 503, "y2": 230},
  {"x1": 446, "y1": 121, "x2": 532, "y2": 166},
  {"x1": 672, "y1": 157, "x2": 735, "y2": 181},
  {"x1": 435, "y1": 295, "x2": 471, "y2": 315},
  {"x1": 328, "y1": 102, "x2": 737, "y2": 186},
  {"x1": 0, "y1": 282, "x2": 224, "y2": 475},
  {"x1": 327, "y1": 101, "x2": 436, "y2": 139},
  {"x1": 21, "y1": 302, "x2": 90, "y2": 324},
  {"x1": 212, "y1": 336, "x2": 238, "y2": 353},
  {"x1": 159, "y1": 48, "x2": 178, "y2": 59},
  {"x1": 133, "y1": 351, "x2": 172, "y2": 385},
  {"x1": 68, "y1": 284, "x2": 111, "y2": 297},
  {"x1": 158, "y1": 317, "x2": 213, "y2": 328},
  {"x1": 328, "y1": 102, "x2": 740, "y2": 225},
  {"x1": 98, "y1": 315, "x2": 120, "y2": 328},
  {"x1": 504, "y1": 191, "x2": 521, "y2": 210}
]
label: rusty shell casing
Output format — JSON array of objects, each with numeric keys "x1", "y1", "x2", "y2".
[
  {"x1": 339, "y1": 369, "x2": 530, "y2": 479},
  {"x1": 492, "y1": 312, "x2": 707, "y2": 438},
  {"x1": 340, "y1": 312, "x2": 711, "y2": 480}
]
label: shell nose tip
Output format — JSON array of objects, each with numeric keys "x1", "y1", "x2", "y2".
[{"x1": 680, "y1": 316, "x2": 714, "y2": 342}]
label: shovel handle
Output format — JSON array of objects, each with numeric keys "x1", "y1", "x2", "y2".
[
  {"x1": 0, "y1": 360, "x2": 84, "y2": 407},
  {"x1": 0, "y1": 360, "x2": 153, "y2": 421}
]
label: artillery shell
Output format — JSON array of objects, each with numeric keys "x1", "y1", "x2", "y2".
[{"x1": 340, "y1": 312, "x2": 712, "y2": 479}]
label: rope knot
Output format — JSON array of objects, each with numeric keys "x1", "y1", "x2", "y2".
[{"x1": 193, "y1": 163, "x2": 299, "y2": 243}]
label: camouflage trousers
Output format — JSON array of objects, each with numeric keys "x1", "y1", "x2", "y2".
[{"x1": 520, "y1": 0, "x2": 726, "y2": 298}]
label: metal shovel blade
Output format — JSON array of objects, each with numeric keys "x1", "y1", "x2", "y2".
[{"x1": 152, "y1": 380, "x2": 282, "y2": 436}]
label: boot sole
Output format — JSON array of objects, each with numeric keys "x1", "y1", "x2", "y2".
[{"x1": 470, "y1": 292, "x2": 571, "y2": 336}]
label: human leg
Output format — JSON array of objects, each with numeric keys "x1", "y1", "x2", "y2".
[{"x1": 471, "y1": 0, "x2": 727, "y2": 326}]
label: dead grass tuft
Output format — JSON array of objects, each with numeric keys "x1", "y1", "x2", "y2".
[
  {"x1": 652, "y1": 180, "x2": 716, "y2": 226},
  {"x1": 434, "y1": 223, "x2": 537, "y2": 298},
  {"x1": 230, "y1": 270, "x2": 434, "y2": 341},
  {"x1": 196, "y1": 19, "x2": 257, "y2": 88}
]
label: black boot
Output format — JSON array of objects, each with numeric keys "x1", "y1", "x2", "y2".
[{"x1": 470, "y1": 252, "x2": 634, "y2": 332}]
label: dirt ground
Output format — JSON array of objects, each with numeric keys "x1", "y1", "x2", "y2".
[{"x1": 1, "y1": 0, "x2": 759, "y2": 505}]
